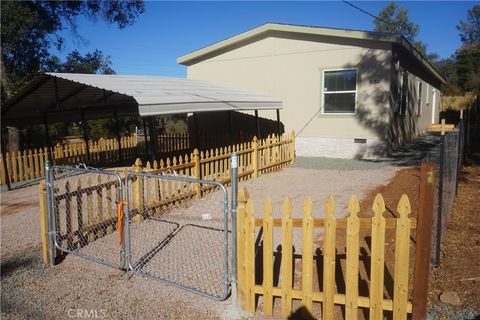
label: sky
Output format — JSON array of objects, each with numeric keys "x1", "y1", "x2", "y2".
[{"x1": 55, "y1": 1, "x2": 476, "y2": 78}]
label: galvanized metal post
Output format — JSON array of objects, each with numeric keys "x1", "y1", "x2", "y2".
[
  {"x1": 230, "y1": 153, "x2": 238, "y2": 306},
  {"x1": 45, "y1": 160, "x2": 56, "y2": 266},
  {"x1": 434, "y1": 121, "x2": 446, "y2": 267}
]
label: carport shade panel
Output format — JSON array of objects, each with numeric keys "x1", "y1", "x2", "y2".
[{"x1": 3, "y1": 73, "x2": 282, "y2": 127}]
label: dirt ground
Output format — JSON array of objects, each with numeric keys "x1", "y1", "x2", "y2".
[
  {"x1": 356, "y1": 164, "x2": 479, "y2": 319},
  {"x1": 1, "y1": 161, "x2": 399, "y2": 320},
  {"x1": 1, "y1": 159, "x2": 478, "y2": 319}
]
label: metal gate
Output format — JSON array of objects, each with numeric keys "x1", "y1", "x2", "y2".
[
  {"x1": 47, "y1": 164, "x2": 125, "y2": 269},
  {"x1": 46, "y1": 161, "x2": 233, "y2": 301},
  {"x1": 124, "y1": 172, "x2": 230, "y2": 300}
]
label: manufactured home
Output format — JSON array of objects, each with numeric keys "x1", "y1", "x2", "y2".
[{"x1": 178, "y1": 23, "x2": 445, "y2": 158}]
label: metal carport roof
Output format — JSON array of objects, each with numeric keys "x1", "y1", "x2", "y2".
[{"x1": 2, "y1": 73, "x2": 282, "y2": 127}]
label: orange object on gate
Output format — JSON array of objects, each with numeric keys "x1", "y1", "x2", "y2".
[{"x1": 117, "y1": 201, "x2": 127, "y2": 247}]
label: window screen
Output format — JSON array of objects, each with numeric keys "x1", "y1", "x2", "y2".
[{"x1": 323, "y1": 69, "x2": 357, "y2": 114}]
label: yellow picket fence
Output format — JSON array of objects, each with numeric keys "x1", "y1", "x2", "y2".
[
  {"x1": 132, "y1": 132, "x2": 296, "y2": 185},
  {"x1": 236, "y1": 188, "x2": 416, "y2": 319},
  {"x1": 0, "y1": 135, "x2": 137, "y2": 186}
]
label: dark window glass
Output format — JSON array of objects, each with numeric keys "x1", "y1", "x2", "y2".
[
  {"x1": 324, "y1": 69, "x2": 357, "y2": 92},
  {"x1": 324, "y1": 93, "x2": 356, "y2": 113}
]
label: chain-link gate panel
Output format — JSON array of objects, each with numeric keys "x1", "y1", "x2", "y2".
[
  {"x1": 125, "y1": 172, "x2": 230, "y2": 300},
  {"x1": 49, "y1": 165, "x2": 125, "y2": 269}
]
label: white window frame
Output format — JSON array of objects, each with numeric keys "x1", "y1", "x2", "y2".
[
  {"x1": 321, "y1": 68, "x2": 358, "y2": 115},
  {"x1": 417, "y1": 81, "x2": 423, "y2": 116}
]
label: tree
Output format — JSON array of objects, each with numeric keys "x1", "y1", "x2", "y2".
[
  {"x1": 374, "y1": 2, "x2": 429, "y2": 55},
  {"x1": 457, "y1": 4, "x2": 480, "y2": 44},
  {"x1": 46, "y1": 50, "x2": 115, "y2": 74},
  {"x1": 1, "y1": 1, "x2": 144, "y2": 102}
]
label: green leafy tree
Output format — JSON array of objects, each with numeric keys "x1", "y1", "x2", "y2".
[
  {"x1": 47, "y1": 50, "x2": 115, "y2": 74},
  {"x1": 455, "y1": 4, "x2": 480, "y2": 93},
  {"x1": 374, "y1": 2, "x2": 429, "y2": 55},
  {"x1": 1, "y1": 0, "x2": 144, "y2": 103},
  {"x1": 457, "y1": 4, "x2": 480, "y2": 44}
]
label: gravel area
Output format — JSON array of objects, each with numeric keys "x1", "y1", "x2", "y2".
[{"x1": 1, "y1": 159, "x2": 400, "y2": 319}]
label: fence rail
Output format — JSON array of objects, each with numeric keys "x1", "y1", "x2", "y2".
[
  {"x1": 136, "y1": 132, "x2": 296, "y2": 188},
  {"x1": 236, "y1": 188, "x2": 416, "y2": 319}
]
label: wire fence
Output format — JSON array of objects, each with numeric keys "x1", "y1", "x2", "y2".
[{"x1": 422, "y1": 99, "x2": 477, "y2": 266}]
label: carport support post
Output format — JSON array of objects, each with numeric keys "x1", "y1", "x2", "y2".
[
  {"x1": 276, "y1": 109, "x2": 281, "y2": 137},
  {"x1": 142, "y1": 118, "x2": 149, "y2": 158},
  {"x1": 81, "y1": 112, "x2": 91, "y2": 164},
  {"x1": 255, "y1": 110, "x2": 260, "y2": 139},
  {"x1": 114, "y1": 110, "x2": 123, "y2": 164},
  {"x1": 230, "y1": 153, "x2": 238, "y2": 306},
  {"x1": 43, "y1": 114, "x2": 52, "y2": 162}
]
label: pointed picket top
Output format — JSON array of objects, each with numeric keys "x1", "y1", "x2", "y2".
[
  {"x1": 325, "y1": 195, "x2": 336, "y2": 219},
  {"x1": 205, "y1": 150, "x2": 210, "y2": 158},
  {"x1": 184, "y1": 154, "x2": 189, "y2": 163},
  {"x1": 200, "y1": 151, "x2": 204, "y2": 159},
  {"x1": 372, "y1": 193, "x2": 386, "y2": 216},
  {"x1": 159, "y1": 159, "x2": 165, "y2": 168},
  {"x1": 263, "y1": 197, "x2": 273, "y2": 218},
  {"x1": 303, "y1": 196, "x2": 313, "y2": 218},
  {"x1": 347, "y1": 195, "x2": 360, "y2": 218},
  {"x1": 238, "y1": 187, "x2": 250, "y2": 203},
  {"x1": 282, "y1": 197, "x2": 293, "y2": 219},
  {"x1": 153, "y1": 160, "x2": 158, "y2": 170},
  {"x1": 134, "y1": 158, "x2": 142, "y2": 167},
  {"x1": 215, "y1": 148, "x2": 219, "y2": 157},
  {"x1": 396, "y1": 194, "x2": 411, "y2": 218},
  {"x1": 228, "y1": 146, "x2": 232, "y2": 153},
  {"x1": 178, "y1": 155, "x2": 183, "y2": 164},
  {"x1": 28, "y1": 149, "x2": 32, "y2": 156},
  {"x1": 173, "y1": 156, "x2": 177, "y2": 166},
  {"x1": 166, "y1": 157, "x2": 171, "y2": 167},
  {"x1": 146, "y1": 161, "x2": 151, "y2": 170},
  {"x1": 210, "y1": 149, "x2": 214, "y2": 157}
]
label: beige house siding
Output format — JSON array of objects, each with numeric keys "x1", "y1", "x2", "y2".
[
  {"x1": 185, "y1": 30, "x2": 442, "y2": 159},
  {"x1": 187, "y1": 34, "x2": 393, "y2": 158},
  {"x1": 388, "y1": 46, "x2": 442, "y2": 148}
]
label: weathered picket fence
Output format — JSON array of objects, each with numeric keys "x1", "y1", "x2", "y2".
[
  {"x1": 236, "y1": 188, "x2": 416, "y2": 319},
  {"x1": 0, "y1": 134, "x2": 137, "y2": 186},
  {"x1": 133, "y1": 132, "x2": 296, "y2": 185}
]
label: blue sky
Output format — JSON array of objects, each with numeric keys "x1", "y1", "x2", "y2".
[{"x1": 55, "y1": 1, "x2": 476, "y2": 77}]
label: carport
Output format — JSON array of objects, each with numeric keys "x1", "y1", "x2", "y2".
[{"x1": 2, "y1": 73, "x2": 282, "y2": 163}]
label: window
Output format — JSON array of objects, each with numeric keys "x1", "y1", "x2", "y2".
[
  {"x1": 322, "y1": 69, "x2": 357, "y2": 114},
  {"x1": 417, "y1": 81, "x2": 423, "y2": 115}
]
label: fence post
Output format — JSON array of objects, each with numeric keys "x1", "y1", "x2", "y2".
[
  {"x1": 236, "y1": 187, "x2": 249, "y2": 309},
  {"x1": 193, "y1": 149, "x2": 201, "y2": 198},
  {"x1": 39, "y1": 181, "x2": 50, "y2": 264},
  {"x1": 230, "y1": 153, "x2": 238, "y2": 307},
  {"x1": 45, "y1": 160, "x2": 56, "y2": 266},
  {"x1": 132, "y1": 158, "x2": 144, "y2": 223},
  {"x1": 412, "y1": 162, "x2": 436, "y2": 320},
  {"x1": 434, "y1": 119, "x2": 446, "y2": 267},
  {"x1": 290, "y1": 130, "x2": 295, "y2": 164},
  {"x1": 252, "y1": 136, "x2": 258, "y2": 178},
  {"x1": 455, "y1": 112, "x2": 464, "y2": 195}
]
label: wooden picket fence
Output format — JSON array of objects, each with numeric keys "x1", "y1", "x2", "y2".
[
  {"x1": 132, "y1": 132, "x2": 296, "y2": 186},
  {"x1": 236, "y1": 188, "x2": 416, "y2": 319},
  {"x1": 39, "y1": 132, "x2": 296, "y2": 263},
  {"x1": 0, "y1": 134, "x2": 138, "y2": 186}
]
